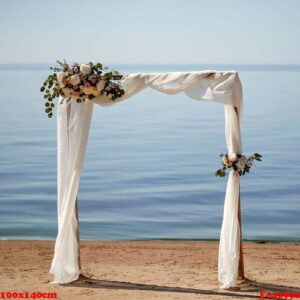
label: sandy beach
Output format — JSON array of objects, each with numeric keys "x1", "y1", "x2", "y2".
[{"x1": 0, "y1": 241, "x2": 299, "y2": 300}]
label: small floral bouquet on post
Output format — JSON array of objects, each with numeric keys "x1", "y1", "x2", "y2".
[
  {"x1": 40, "y1": 60, "x2": 125, "y2": 118},
  {"x1": 215, "y1": 153, "x2": 262, "y2": 177}
]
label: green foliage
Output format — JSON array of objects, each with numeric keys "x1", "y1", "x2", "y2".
[
  {"x1": 215, "y1": 169, "x2": 226, "y2": 177},
  {"x1": 41, "y1": 74, "x2": 57, "y2": 118}
]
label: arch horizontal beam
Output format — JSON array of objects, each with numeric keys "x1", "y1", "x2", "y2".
[{"x1": 94, "y1": 71, "x2": 243, "y2": 113}]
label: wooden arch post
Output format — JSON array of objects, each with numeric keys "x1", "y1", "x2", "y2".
[
  {"x1": 234, "y1": 106, "x2": 245, "y2": 279},
  {"x1": 238, "y1": 190, "x2": 245, "y2": 278}
]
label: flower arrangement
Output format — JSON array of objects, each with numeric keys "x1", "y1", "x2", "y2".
[
  {"x1": 40, "y1": 60, "x2": 125, "y2": 118},
  {"x1": 215, "y1": 153, "x2": 262, "y2": 177}
]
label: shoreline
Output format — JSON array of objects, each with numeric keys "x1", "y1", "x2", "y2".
[
  {"x1": 1, "y1": 238, "x2": 300, "y2": 243},
  {"x1": 1, "y1": 240, "x2": 299, "y2": 299}
]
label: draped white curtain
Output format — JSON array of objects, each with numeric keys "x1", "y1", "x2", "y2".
[{"x1": 50, "y1": 70, "x2": 243, "y2": 288}]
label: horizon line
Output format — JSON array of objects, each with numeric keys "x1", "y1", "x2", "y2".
[{"x1": 1, "y1": 62, "x2": 300, "y2": 66}]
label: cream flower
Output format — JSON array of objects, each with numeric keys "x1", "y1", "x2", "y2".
[
  {"x1": 96, "y1": 80, "x2": 105, "y2": 92},
  {"x1": 56, "y1": 72, "x2": 66, "y2": 88},
  {"x1": 62, "y1": 87, "x2": 72, "y2": 97},
  {"x1": 70, "y1": 74, "x2": 81, "y2": 86},
  {"x1": 80, "y1": 64, "x2": 91, "y2": 75},
  {"x1": 236, "y1": 156, "x2": 247, "y2": 170}
]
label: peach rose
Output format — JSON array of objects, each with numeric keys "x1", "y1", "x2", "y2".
[{"x1": 83, "y1": 86, "x2": 99, "y2": 96}]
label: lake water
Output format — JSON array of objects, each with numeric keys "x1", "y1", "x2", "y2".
[{"x1": 0, "y1": 64, "x2": 299, "y2": 241}]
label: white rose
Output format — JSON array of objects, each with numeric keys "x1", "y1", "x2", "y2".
[
  {"x1": 235, "y1": 161, "x2": 243, "y2": 171},
  {"x1": 70, "y1": 74, "x2": 81, "y2": 86},
  {"x1": 96, "y1": 80, "x2": 105, "y2": 91},
  {"x1": 236, "y1": 156, "x2": 247, "y2": 170},
  {"x1": 228, "y1": 153, "x2": 237, "y2": 162},
  {"x1": 240, "y1": 156, "x2": 247, "y2": 167},
  {"x1": 62, "y1": 87, "x2": 72, "y2": 97},
  {"x1": 240, "y1": 155, "x2": 247, "y2": 162},
  {"x1": 80, "y1": 64, "x2": 91, "y2": 75},
  {"x1": 56, "y1": 72, "x2": 65, "y2": 88}
]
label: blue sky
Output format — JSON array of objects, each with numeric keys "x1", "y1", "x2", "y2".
[{"x1": 0, "y1": 0, "x2": 299, "y2": 64}]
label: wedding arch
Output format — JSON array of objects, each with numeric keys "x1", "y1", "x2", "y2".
[{"x1": 49, "y1": 70, "x2": 246, "y2": 289}]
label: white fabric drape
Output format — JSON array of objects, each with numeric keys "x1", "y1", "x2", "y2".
[
  {"x1": 50, "y1": 70, "x2": 243, "y2": 288},
  {"x1": 50, "y1": 99, "x2": 94, "y2": 283},
  {"x1": 218, "y1": 104, "x2": 243, "y2": 288}
]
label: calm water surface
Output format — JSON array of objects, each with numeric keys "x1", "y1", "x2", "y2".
[{"x1": 0, "y1": 64, "x2": 299, "y2": 241}]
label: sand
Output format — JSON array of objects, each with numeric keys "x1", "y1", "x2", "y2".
[{"x1": 0, "y1": 241, "x2": 299, "y2": 299}]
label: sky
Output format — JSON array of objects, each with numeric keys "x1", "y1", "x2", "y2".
[{"x1": 0, "y1": 0, "x2": 300, "y2": 65}]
